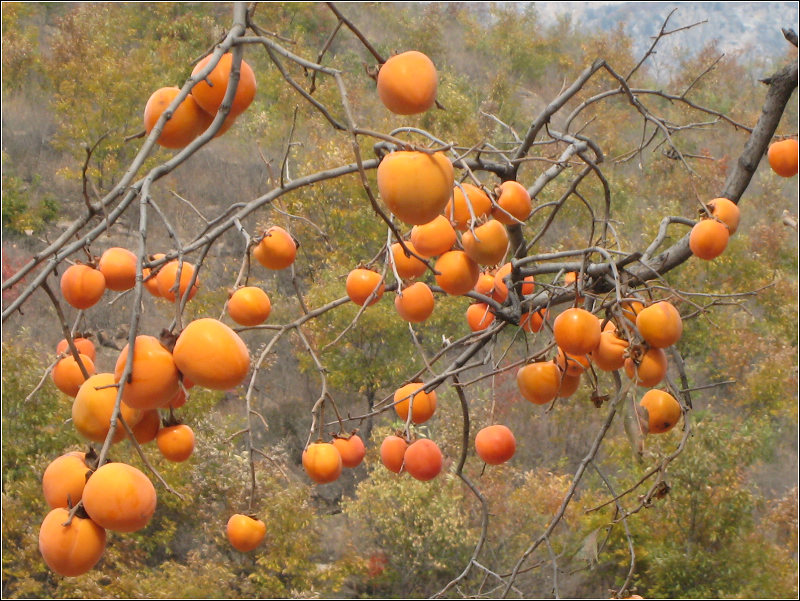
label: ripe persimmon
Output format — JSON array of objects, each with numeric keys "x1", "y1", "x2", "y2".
[
  {"x1": 394, "y1": 382, "x2": 437, "y2": 424},
  {"x1": 156, "y1": 424, "x2": 195, "y2": 462},
  {"x1": 520, "y1": 309, "x2": 547, "y2": 333},
  {"x1": 114, "y1": 335, "x2": 180, "y2": 410},
  {"x1": 98, "y1": 247, "x2": 138, "y2": 292},
  {"x1": 332, "y1": 434, "x2": 367, "y2": 469},
  {"x1": 227, "y1": 286, "x2": 271, "y2": 326},
  {"x1": 60, "y1": 264, "x2": 106, "y2": 310},
  {"x1": 404, "y1": 438, "x2": 443, "y2": 481},
  {"x1": 461, "y1": 219, "x2": 509, "y2": 266},
  {"x1": 434, "y1": 250, "x2": 480, "y2": 296},
  {"x1": 377, "y1": 50, "x2": 438, "y2": 115},
  {"x1": 473, "y1": 272, "x2": 496, "y2": 297},
  {"x1": 689, "y1": 219, "x2": 729, "y2": 260},
  {"x1": 82, "y1": 462, "x2": 157, "y2": 532},
  {"x1": 492, "y1": 262, "x2": 534, "y2": 303},
  {"x1": 131, "y1": 409, "x2": 161, "y2": 445},
  {"x1": 253, "y1": 226, "x2": 297, "y2": 270},
  {"x1": 706, "y1": 197, "x2": 740, "y2": 235},
  {"x1": 38, "y1": 507, "x2": 106, "y2": 577},
  {"x1": 555, "y1": 348, "x2": 590, "y2": 377},
  {"x1": 226, "y1": 514, "x2": 266, "y2": 552},
  {"x1": 446, "y1": 183, "x2": 492, "y2": 231},
  {"x1": 302, "y1": 442, "x2": 343, "y2": 484},
  {"x1": 410, "y1": 215, "x2": 457, "y2": 257},
  {"x1": 767, "y1": 138, "x2": 798, "y2": 177},
  {"x1": 592, "y1": 327, "x2": 629, "y2": 371},
  {"x1": 346, "y1": 268, "x2": 385, "y2": 306},
  {"x1": 394, "y1": 281, "x2": 435, "y2": 323},
  {"x1": 143, "y1": 87, "x2": 208, "y2": 149},
  {"x1": 377, "y1": 151, "x2": 453, "y2": 226},
  {"x1": 636, "y1": 301, "x2": 683, "y2": 348},
  {"x1": 156, "y1": 259, "x2": 199, "y2": 302},
  {"x1": 380, "y1": 435, "x2": 408, "y2": 473},
  {"x1": 72, "y1": 373, "x2": 143, "y2": 444},
  {"x1": 391, "y1": 241, "x2": 427, "y2": 279},
  {"x1": 557, "y1": 372, "x2": 582, "y2": 398},
  {"x1": 640, "y1": 389, "x2": 682, "y2": 434},
  {"x1": 492, "y1": 180, "x2": 532, "y2": 224},
  {"x1": 173, "y1": 318, "x2": 251, "y2": 390},
  {"x1": 475, "y1": 424, "x2": 516, "y2": 465},
  {"x1": 553, "y1": 307, "x2": 601, "y2": 356},
  {"x1": 466, "y1": 302, "x2": 495, "y2": 331},
  {"x1": 517, "y1": 362, "x2": 561, "y2": 405},
  {"x1": 42, "y1": 452, "x2": 90, "y2": 509},
  {"x1": 624, "y1": 347, "x2": 668, "y2": 387},
  {"x1": 52, "y1": 353, "x2": 95, "y2": 397},
  {"x1": 191, "y1": 53, "x2": 257, "y2": 119},
  {"x1": 57, "y1": 337, "x2": 96, "y2": 362}
]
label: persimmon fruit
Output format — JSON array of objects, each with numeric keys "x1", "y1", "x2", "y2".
[
  {"x1": 227, "y1": 286, "x2": 271, "y2": 326},
  {"x1": 82, "y1": 462, "x2": 157, "y2": 532},
  {"x1": 346, "y1": 268, "x2": 385, "y2": 306},
  {"x1": 57, "y1": 337, "x2": 96, "y2": 362},
  {"x1": 98, "y1": 247, "x2": 138, "y2": 292},
  {"x1": 410, "y1": 215, "x2": 457, "y2": 257},
  {"x1": 173, "y1": 318, "x2": 251, "y2": 390},
  {"x1": 434, "y1": 250, "x2": 480, "y2": 296},
  {"x1": 143, "y1": 87, "x2": 208, "y2": 149},
  {"x1": 553, "y1": 307, "x2": 601, "y2": 356},
  {"x1": 446, "y1": 183, "x2": 492, "y2": 231},
  {"x1": 394, "y1": 281, "x2": 435, "y2": 323},
  {"x1": 191, "y1": 53, "x2": 257, "y2": 119},
  {"x1": 475, "y1": 424, "x2": 516, "y2": 465},
  {"x1": 767, "y1": 138, "x2": 798, "y2": 177},
  {"x1": 391, "y1": 241, "x2": 427, "y2": 279},
  {"x1": 332, "y1": 434, "x2": 367, "y2": 469},
  {"x1": 156, "y1": 424, "x2": 195, "y2": 462},
  {"x1": 72, "y1": 373, "x2": 143, "y2": 444},
  {"x1": 377, "y1": 151, "x2": 454, "y2": 226},
  {"x1": 635, "y1": 301, "x2": 683, "y2": 348},
  {"x1": 60, "y1": 264, "x2": 106, "y2": 310},
  {"x1": 394, "y1": 382, "x2": 437, "y2": 424},
  {"x1": 52, "y1": 353, "x2": 95, "y2": 397},
  {"x1": 403, "y1": 438, "x2": 443, "y2": 481},
  {"x1": 380, "y1": 435, "x2": 408, "y2": 473},
  {"x1": 156, "y1": 259, "x2": 199, "y2": 302},
  {"x1": 517, "y1": 362, "x2": 561, "y2": 405},
  {"x1": 707, "y1": 197, "x2": 740, "y2": 235},
  {"x1": 39, "y1": 507, "x2": 106, "y2": 577},
  {"x1": 466, "y1": 302, "x2": 495, "y2": 331},
  {"x1": 492, "y1": 180, "x2": 532, "y2": 224},
  {"x1": 302, "y1": 442, "x2": 343, "y2": 484},
  {"x1": 640, "y1": 389, "x2": 682, "y2": 434},
  {"x1": 253, "y1": 226, "x2": 297, "y2": 270},
  {"x1": 624, "y1": 347, "x2": 668, "y2": 387},
  {"x1": 42, "y1": 452, "x2": 90, "y2": 509},
  {"x1": 689, "y1": 219, "x2": 729, "y2": 260},
  {"x1": 461, "y1": 219, "x2": 509, "y2": 266},
  {"x1": 114, "y1": 335, "x2": 180, "y2": 410},
  {"x1": 226, "y1": 514, "x2": 266, "y2": 552},
  {"x1": 377, "y1": 50, "x2": 438, "y2": 115}
]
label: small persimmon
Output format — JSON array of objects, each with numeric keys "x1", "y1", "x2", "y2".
[
  {"x1": 475, "y1": 424, "x2": 516, "y2": 465},
  {"x1": 57, "y1": 337, "x2": 96, "y2": 362},
  {"x1": 706, "y1": 197, "x2": 740, "y2": 235},
  {"x1": 227, "y1": 286, "x2": 271, "y2": 326},
  {"x1": 253, "y1": 226, "x2": 297, "y2": 270},
  {"x1": 461, "y1": 219, "x2": 509, "y2": 266},
  {"x1": 689, "y1": 219, "x2": 729, "y2": 260},
  {"x1": 114, "y1": 335, "x2": 180, "y2": 410},
  {"x1": 380, "y1": 435, "x2": 408, "y2": 473},
  {"x1": 377, "y1": 50, "x2": 438, "y2": 115},
  {"x1": 131, "y1": 409, "x2": 161, "y2": 445},
  {"x1": 517, "y1": 362, "x2": 561, "y2": 405},
  {"x1": 156, "y1": 424, "x2": 195, "y2": 462},
  {"x1": 156, "y1": 259, "x2": 199, "y2": 302},
  {"x1": 553, "y1": 307, "x2": 601, "y2": 356},
  {"x1": 378, "y1": 151, "x2": 454, "y2": 226},
  {"x1": 60, "y1": 264, "x2": 106, "y2": 310},
  {"x1": 98, "y1": 247, "x2": 138, "y2": 292},
  {"x1": 332, "y1": 434, "x2": 367, "y2": 469},
  {"x1": 172, "y1": 318, "x2": 251, "y2": 391},
  {"x1": 72, "y1": 373, "x2": 143, "y2": 444},
  {"x1": 446, "y1": 183, "x2": 492, "y2": 231},
  {"x1": 492, "y1": 181, "x2": 532, "y2": 224},
  {"x1": 82, "y1": 462, "x2": 157, "y2": 532},
  {"x1": 466, "y1": 302, "x2": 495, "y2": 331},
  {"x1": 39, "y1": 508, "x2": 106, "y2": 577},
  {"x1": 226, "y1": 514, "x2": 266, "y2": 552},
  {"x1": 394, "y1": 382, "x2": 437, "y2": 424},
  {"x1": 636, "y1": 301, "x2": 683, "y2": 348},
  {"x1": 302, "y1": 442, "x2": 343, "y2": 484},
  {"x1": 42, "y1": 452, "x2": 90, "y2": 509},
  {"x1": 624, "y1": 347, "x2": 668, "y2": 387},
  {"x1": 434, "y1": 250, "x2": 480, "y2": 296},
  {"x1": 191, "y1": 53, "x2": 257, "y2": 119},
  {"x1": 640, "y1": 389, "x2": 682, "y2": 434},
  {"x1": 394, "y1": 281, "x2": 435, "y2": 323},
  {"x1": 492, "y1": 262, "x2": 534, "y2": 303},
  {"x1": 520, "y1": 309, "x2": 547, "y2": 333},
  {"x1": 592, "y1": 327, "x2": 629, "y2": 371},
  {"x1": 767, "y1": 138, "x2": 798, "y2": 177},
  {"x1": 391, "y1": 241, "x2": 427, "y2": 279},
  {"x1": 52, "y1": 353, "x2": 95, "y2": 397},
  {"x1": 346, "y1": 268, "x2": 385, "y2": 306},
  {"x1": 404, "y1": 438, "x2": 443, "y2": 481},
  {"x1": 143, "y1": 87, "x2": 207, "y2": 149},
  {"x1": 410, "y1": 215, "x2": 456, "y2": 257}
]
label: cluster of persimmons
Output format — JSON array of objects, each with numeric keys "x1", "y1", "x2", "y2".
[{"x1": 38, "y1": 44, "x2": 798, "y2": 579}]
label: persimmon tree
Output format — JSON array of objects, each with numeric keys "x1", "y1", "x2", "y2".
[{"x1": 2, "y1": 2, "x2": 797, "y2": 598}]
